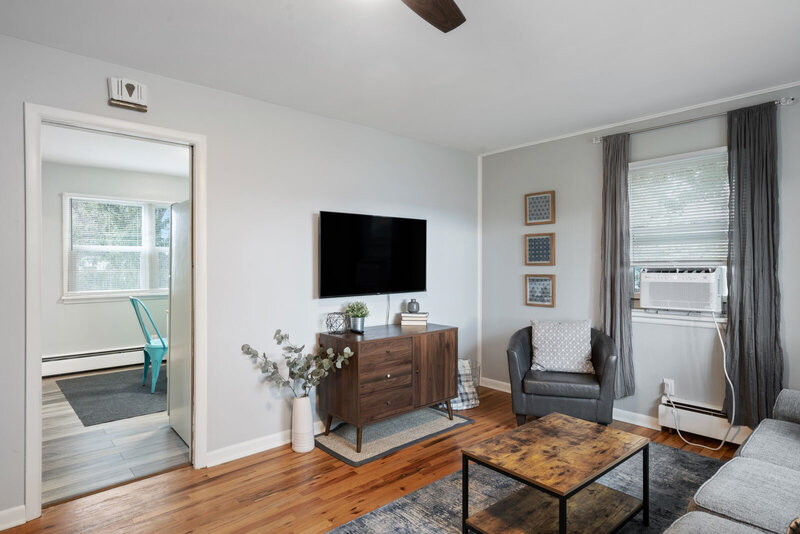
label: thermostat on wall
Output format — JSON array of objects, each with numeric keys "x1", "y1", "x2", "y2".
[{"x1": 107, "y1": 77, "x2": 148, "y2": 112}]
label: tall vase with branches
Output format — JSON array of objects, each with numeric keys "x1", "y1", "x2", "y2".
[{"x1": 241, "y1": 330, "x2": 353, "y2": 452}]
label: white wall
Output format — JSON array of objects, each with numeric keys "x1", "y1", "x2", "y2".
[
  {"x1": 41, "y1": 162, "x2": 190, "y2": 357},
  {"x1": 0, "y1": 35, "x2": 478, "y2": 514},
  {"x1": 481, "y1": 87, "x2": 800, "y2": 422}
]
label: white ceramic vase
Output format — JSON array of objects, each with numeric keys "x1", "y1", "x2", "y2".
[{"x1": 292, "y1": 396, "x2": 315, "y2": 453}]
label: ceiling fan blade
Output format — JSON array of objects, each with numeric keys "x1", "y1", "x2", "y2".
[{"x1": 401, "y1": 0, "x2": 466, "y2": 33}]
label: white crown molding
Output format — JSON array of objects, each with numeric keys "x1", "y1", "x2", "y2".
[{"x1": 480, "y1": 80, "x2": 800, "y2": 157}]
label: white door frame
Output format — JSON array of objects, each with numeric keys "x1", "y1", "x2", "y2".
[{"x1": 23, "y1": 103, "x2": 209, "y2": 520}]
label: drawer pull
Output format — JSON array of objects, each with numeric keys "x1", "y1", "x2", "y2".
[
  {"x1": 386, "y1": 401, "x2": 392, "y2": 406},
  {"x1": 386, "y1": 350, "x2": 391, "y2": 354},
  {"x1": 386, "y1": 373, "x2": 391, "y2": 379}
]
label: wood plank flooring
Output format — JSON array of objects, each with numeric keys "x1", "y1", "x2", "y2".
[
  {"x1": 42, "y1": 368, "x2": 190, "y2": 505},
  {"x1": 9, "y1": 387, "x2": 736, "y2": 533}
]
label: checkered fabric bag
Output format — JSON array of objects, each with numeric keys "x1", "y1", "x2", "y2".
[{"x1": 450, "y1": 359, "x2": 479, "y2": 410}]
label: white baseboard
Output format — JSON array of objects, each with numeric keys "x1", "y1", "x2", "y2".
[
  {"x1": 480, "y1": 377, "x2": 511, "y2": 393},
  {"x1": 42, "y1": 350, "x2": 145, "y2": 376},
  {"x1": 0, "y1": 505, "x2": 26, "y2": 530},
  {"x1": 612, "y1": 408, "x2": 661, "y2": 430},
  {"x1": 204, "y1": 421, "x2": 325, "y2": 467}
]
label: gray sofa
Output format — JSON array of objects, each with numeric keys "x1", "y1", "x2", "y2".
[
  {"x1": 506, "y1": 326, "x2": 617, "y2": 426},
  {"x1": 665, "y1": 389, "x2": 800, "y2": 533}
]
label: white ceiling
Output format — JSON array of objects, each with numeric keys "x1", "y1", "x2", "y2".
[
  {"x1": 42, "y1": 124, "x2": 191, "y2": 177},
  {"x1": 4, "y1": 1, "x2": 800, "y2": 153}
]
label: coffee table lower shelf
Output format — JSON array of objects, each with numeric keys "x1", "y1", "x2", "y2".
[{"x1": 465, "y1": 482, "x2": 642, "y2": 534}]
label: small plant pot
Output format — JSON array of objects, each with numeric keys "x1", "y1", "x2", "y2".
[
  {"x1": 291, "y1": 396, "x2": 314, "y2": 453},
  {"x1": 349, "y1": 316, "x2": 365, "y2": 333}
]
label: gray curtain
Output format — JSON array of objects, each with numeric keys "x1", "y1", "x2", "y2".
[
  {"x1": 601, "y1": 133, "x2": 635, "y2": 398},
  {"x1": 725, "y1": 102, "x2": 783, "y2": 427}
]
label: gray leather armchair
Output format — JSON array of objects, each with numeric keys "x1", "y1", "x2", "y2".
[{"x1": 507, "y1": 326, "x2": 618, "y2": 425}]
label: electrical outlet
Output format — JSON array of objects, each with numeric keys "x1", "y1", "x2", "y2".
[{"x1": 663, "y1": 378, "x2": 675, "y2": 396}]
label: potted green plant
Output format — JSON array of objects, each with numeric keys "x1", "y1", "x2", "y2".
[
  {"x1": 346, "y1": 301, "x2": 369, "y2": 333},
  {"x1": 241, "y1": 330, "x2": 353, "y2": 453}
]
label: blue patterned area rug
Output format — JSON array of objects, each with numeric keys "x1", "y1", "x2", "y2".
[{"x1": 329, "y1": 442, "x2": 724, "y2": 533}]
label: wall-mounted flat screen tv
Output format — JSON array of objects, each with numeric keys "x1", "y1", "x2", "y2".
[{"x1": 319, "y1": 211, "x2": 426, "y2": 298}]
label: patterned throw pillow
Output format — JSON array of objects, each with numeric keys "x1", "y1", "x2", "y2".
[{"x1": 530, "y1": 320, "x2": 594, "y2": 374}]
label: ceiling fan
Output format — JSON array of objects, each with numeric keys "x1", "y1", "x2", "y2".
[{"x1": 401, "y1": 0, "x2": 466, "y2": 33}]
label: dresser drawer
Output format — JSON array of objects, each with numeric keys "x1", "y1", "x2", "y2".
[
  {"x1": 360, "y1": 353, "x2": 413, "y2": 394},
  {"x1": 359, "y1": 337, "x2": 412, "y2": 358},
  {"x1": 360, "y1": 387, "x2": 413, "y2": 423}
]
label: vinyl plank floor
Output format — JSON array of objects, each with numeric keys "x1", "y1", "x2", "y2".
[{"x1": 42, "y1": 368, "x2": 190, "y2": 505}]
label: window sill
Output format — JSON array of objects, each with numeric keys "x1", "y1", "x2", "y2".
[
  {"x1": 61, "y1": 291, "x2": 168, "y2": 304},
  {"x1": 632, "y1": 309, "x2": 726, "y2": 329}
]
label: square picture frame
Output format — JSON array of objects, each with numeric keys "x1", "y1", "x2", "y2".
[
  {"x1": 524, "y1": 190, "x2": 555, "y2": 225},
  {"x1": 524, "y1": 233, "x2": 555, "y2": 266},
  {"x1": 525, "y1": 274, "x2": 555, "y2": 307}
]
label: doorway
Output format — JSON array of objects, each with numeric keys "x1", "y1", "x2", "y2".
[
  {"x1": 24, "y1": 104, "x2": 209, "y2": 520},
  {"x1": 38, "y1": 124, "x2": 191, "y2": 504}
]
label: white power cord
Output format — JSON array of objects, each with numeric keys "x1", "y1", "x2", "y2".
[
  {"x1": 665, "y1": 311, "x2": 736, "y2": 451},
  {"x1": 385, "y1": 294, "x2": 390, "y2": 325}
]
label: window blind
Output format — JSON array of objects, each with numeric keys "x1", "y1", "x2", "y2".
[
  {"x1": 628, "y1": 149, "x2": 729, "y2": 266},
  {"x1": 66, "y1": 196, "x2": 171, "y2": 294}
]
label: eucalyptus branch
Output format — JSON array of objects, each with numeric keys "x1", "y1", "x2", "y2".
[{"x1": 241, "y1": 329, "x2": 353, "y2": 397}]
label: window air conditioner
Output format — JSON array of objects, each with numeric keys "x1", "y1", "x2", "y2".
[{"x1": 639, "y1": 268, "x2": 723, "y2": 313}]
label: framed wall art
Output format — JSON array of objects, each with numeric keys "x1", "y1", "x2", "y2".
[
  {"x1": 524, "y1": 190, "x2": 555, "y2": 225},
  {"x1": 525, "y1": 274, "x2": 555, "y2": 307},
  {"x1": 524, "y1": 233, "x2": 555, "y2": 266}
]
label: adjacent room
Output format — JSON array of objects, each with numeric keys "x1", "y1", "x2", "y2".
[
  {"x1": 39, "y1": 125, "x2": 192, "y2": 504},
  {"x1": 1, "y1": 1, "x2": 799, "y2": 533}
]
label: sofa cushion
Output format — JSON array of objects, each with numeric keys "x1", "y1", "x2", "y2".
[
  {"x1": 692, "y1": 457, "x2": 800, "y2": 533},
  {"x1": 523, "y1": 370, "x2": 600, "y2": 399},
  {"x1": 530, "y1": 320, "x2": 594, "y2": 374},
  {"x1": 735, "y1": 418, "x2": 800, "y2": 471},
  {"x1": 664, "y1": 512, "x2": 767, "y2": 533}
]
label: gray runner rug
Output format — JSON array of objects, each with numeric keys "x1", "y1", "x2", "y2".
[
  {"x1": 56, "y1": 366, "x2": 167, "y2": 426},
  {"x1": 329, "y1": 442, "x2": 724, "y2": 533},
  {"x1": 316, "y1": 407, "x2": 473, "y2": 467}
]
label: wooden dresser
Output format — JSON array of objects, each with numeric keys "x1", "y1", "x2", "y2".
[{"x1": 318, "y1": 323, "x2": 458, "y2": 452}]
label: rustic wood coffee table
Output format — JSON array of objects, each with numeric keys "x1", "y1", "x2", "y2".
[{"x1": 461, "y1": 412, "x2": 649, "y2": 534}]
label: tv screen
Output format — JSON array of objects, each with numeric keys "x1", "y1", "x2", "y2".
[{"x1": 319, "y1": 211, "x2": 426, "y2": 298}]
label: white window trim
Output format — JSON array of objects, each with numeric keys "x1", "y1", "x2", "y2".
[
  {"x1": 628, "y1": 146, "x2": 727, "y2": 170},
  {"x1": 62, "y1": 192, "x2": 173, "y2": 302}
]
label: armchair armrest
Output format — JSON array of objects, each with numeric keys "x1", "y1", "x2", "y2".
[
  {"x1": 507, "y1": 327, "x2": 532, "y2": 396},
  {"x1": 773, "y1": 389, "x2": 800, "y2": 424},
  {"x1": 591, "y1": 329, "x2": 618, "y2": 401}
]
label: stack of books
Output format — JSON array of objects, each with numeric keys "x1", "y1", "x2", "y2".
[{"x1": 401, "y1": 312, "x2": 429, "y2": 326}]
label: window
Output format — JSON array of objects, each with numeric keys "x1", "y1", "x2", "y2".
[
  {"x1": 63, "y1": 195, "x2": 171, "y2": 298},
  {"x1": 628, "y1": 147, "x2": 730, "y2": 291}
]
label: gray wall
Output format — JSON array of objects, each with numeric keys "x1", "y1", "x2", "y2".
[
  {"x1": 0, "y1": 35, "x2": 477, "y2": 513},
  {"x1": 481, "y1": 88, "x2": 800, "y2": 421},
  {"x1": 41, "y1": 162, "x2": 190, "y2": 357}
]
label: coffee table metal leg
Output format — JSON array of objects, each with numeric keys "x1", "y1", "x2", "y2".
[
  {"x1": 643, "y1": 443, "x2": 650, "y2": 526},
  {"x1": 462, "y1": 455, "x2": 469, "y2": 533},
  {"x1": 558, "y1": 496, "x2": 567, "y2": 534}
]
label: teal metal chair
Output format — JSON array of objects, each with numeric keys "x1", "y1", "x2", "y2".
[{"x1": 129, "y1": 297, "x2": 168, "y2": 394}]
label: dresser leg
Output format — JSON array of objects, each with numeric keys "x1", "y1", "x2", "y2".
[
  {"x1": 324, "y1": 415, "x2": 333, "y2": 435},
  {"x1": 446, "y1": 400, "x2": 454, "y2": 420},
  {"x1": 356, "y1": 427, "x2": 363, "y2": 453}
]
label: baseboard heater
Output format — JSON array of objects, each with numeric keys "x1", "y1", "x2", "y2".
[
  {"x1": 658, "y1": 395, "x2": 751, "y2": 445},
  {"x1": 42, "y1": 346, "x2": 149, "y2": 377}
]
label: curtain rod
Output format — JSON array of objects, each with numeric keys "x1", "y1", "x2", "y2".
[{"x1": 592, "y1": 96, "x2": 795, "y2": 144}]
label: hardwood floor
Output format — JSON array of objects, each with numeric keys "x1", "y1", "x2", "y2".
[
  {"x1": 42, "y1": 368, "x2": 190, "y2": 505},
  {"x1": 9, "y1": 387, "x2": 736, "y2": 533}
]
